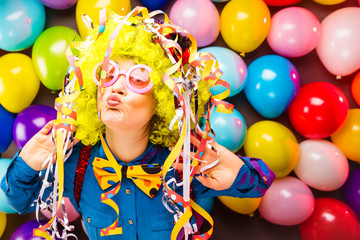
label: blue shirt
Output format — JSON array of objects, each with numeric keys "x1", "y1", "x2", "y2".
[{"x1": 1, "y1": 141, "x2": 275, "y2": 240}]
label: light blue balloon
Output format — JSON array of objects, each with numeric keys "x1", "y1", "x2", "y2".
[
  {"x1": 244, "y1": 55, "x2": 300, "y2": 119},
  {"x1": 0, "y1": 0, "x2": 46, "y2": 51},
  {"x1": 199, "y1": 46, "x2": 247, "y2": 98},
  {"x1": 197, "y1": 197, "x2": 214, "y2": 214},
  {"x1": 0, "y1": 158, "x2": 17, "y2": 213},
  {"x1": 209, "y1": 107, "x2": 247, "y2": 153}
]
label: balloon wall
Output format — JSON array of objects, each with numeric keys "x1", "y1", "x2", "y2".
[{"x1": 1, "y1": 0, "x2": 359, "y2": 239}]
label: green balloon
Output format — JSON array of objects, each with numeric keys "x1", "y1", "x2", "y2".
[{"x1": 32, "y1": 26, "x2": 81, "y2": 91}]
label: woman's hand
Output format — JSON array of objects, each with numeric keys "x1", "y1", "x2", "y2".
[
  {"x1": 19, "y1": 121, "x2": 56, "y2": 171},
  {"x1": 174, "y1": 135, "x2": 244, "y2": 191}
]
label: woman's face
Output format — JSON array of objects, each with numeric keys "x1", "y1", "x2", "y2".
[{"x1": 98, "y1": 57, "x2": 156, "y2": 134}]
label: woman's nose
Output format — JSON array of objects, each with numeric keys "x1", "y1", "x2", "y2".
[{"x1": 111, "y1": 75, "x2": 127, "y2": 95}]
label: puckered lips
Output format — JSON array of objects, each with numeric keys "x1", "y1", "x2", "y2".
[{"x1": 106, "y1": 94, "x2": 121, "y2": 107}]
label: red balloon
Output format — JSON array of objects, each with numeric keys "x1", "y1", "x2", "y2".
[
  {"x1": 288, "y1": 81, "x2": 349, "y2": 138},
  {"x1": 263, "y1": 0, "x2": 302, "y2": 6},
  {"x1": 299, "y1": 198, "x2": 360, "y2": 240}
]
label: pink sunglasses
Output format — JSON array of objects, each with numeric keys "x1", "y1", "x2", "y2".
[{"x1": 92, "y1": 60, "x2": 153, "y2": 94}]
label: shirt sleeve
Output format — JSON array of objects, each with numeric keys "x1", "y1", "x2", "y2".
[
  {"x1": 0, "y1": 151, "x2": 46, "y2": 214},
  {"x1": 193, "y1": 156, "x2": 276, "y2": 199}
]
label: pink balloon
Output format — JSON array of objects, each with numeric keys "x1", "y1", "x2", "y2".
[
  {"x1": 316, "y1": 7, "x2": 360, "y2": 77},
  {"x1": 169, "y1": 0, "x2": 220, "y2": 47},
  {"x1": 267, "y1": 7, "x2": 321, "y2": 58},
  {"x1": 41, "y1": 197, "x2": 80, "y2": 222},
  {"x1": 294, "y1": 139, "x2": 349, "y2": 191},
  {"x1": 259, "y1": 176, "x2": 315, "y2": 226}
]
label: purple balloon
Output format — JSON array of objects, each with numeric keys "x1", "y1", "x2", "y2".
[
  {"x1": 39, "y1": 0, "x2": 77, "y2": 10},
  {"x1": 343, "y1": 168, "x2": 360, "y2": 218},
  {"x1": 10, "y1": 220, "x2": 47, "y2": 240},
  {"x1": 13, "y1": 104, "x2": 56, "y2": 149}
]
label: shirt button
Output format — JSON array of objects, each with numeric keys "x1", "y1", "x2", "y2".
[
  {"x1": 87, "y1": 217, "x2": 91, "y2": 223},
  {"x1": 128, "y1": 219, "x2": 133, "y2": 225},
  {"x1": 126, "y1": 189, "x2": 130, "y2": 195}
]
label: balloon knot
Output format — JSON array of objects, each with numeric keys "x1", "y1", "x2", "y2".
[{"x1": 336, "y1": 75, "x2": 342, "y2": 80}]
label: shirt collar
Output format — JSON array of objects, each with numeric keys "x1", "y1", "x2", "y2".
[{"x1": 97, "y1": 138, "x2": 157, "y2": 166}]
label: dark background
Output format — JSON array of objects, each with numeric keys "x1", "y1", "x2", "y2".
[{"x1": 1, "y1": 0, "x2": 359, "y2": 239}]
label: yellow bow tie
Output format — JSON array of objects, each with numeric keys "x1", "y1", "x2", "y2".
[{"x1": 93, "y1": 157, "x2": 162, "y2": 198}]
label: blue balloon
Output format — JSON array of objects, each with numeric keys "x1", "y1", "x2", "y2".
[
  {"x1": 199, "y1": 46, "x2": 247, "y2": 98},
  {"x1": 139, "y1": 0, "x2": 169, "y2": 10},
  {"x1": 0, "y1": 0, "x2": 46, "y2": 51},
  {"x1": 197, "y1": 197, "x2": 214, "y2": 214},
  {"x1": 0, "y1": 105, "x2": 15, "y2": 153},
  {"x1": 244, "y1": 55, "x2": 300, "y2": 119},
  {"x1": 209, "y1": 106, "x2": 247, "y2": 153},
  {"x1": 0, "y1": 158, "x2": 17, "y2": 213}
]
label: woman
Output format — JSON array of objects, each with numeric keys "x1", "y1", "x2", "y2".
[{"x1": 1, "y1": 7, "x2": 275, "y2": 240}]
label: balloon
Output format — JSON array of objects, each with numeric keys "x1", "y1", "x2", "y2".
[
  {"x1": 209, "y1": 106, "x2": 247, "y2": 152},
  {"x1": 76, "y1": 0, "x2": 131, "y2": 39},
  {"x1": 0, "y1": 212, "x2": 5, "y2": 238},
  {"x1": 197, "y1": 197, "x2": 214, "y2": 214},
  {"x1": 10, "y1": 219, "x2": 51, "y2": 240},
  {"x1": 199, "y1": 47, "x2": 247, "y2": 97},
  {"x1": 244, "y1": 55, "x2": 300, "y2": 118},
  {"x1": 343, "y1": 169, "x2": 360, "y2": 219},
  {"x1": 0, "y1": 0, "x2": 45, "y2": 51},
  {"x1": 316, "y1": 7, "x2": 360, "y2": 77},
  {"x1": 331, "y1": 109, "x2": 360, "y2": 163},
  {"x1": 139, "y1": 0, "x2": 169, "y2": 10},
  {"x1": 41, "y1": 197, "x2": 80, "y2": 222},
  {"x1": 288, "y1": 81, "x2": 349, "y2": 139},
  {"x1": 32, "y1": 26, "x2": 81, "y2": 91},
  {"x1": 244, "y1": 120, "x2": 299, "y2": 178},
  {"x1": 39, "y1": 0, "x2": 77, "y2": 10},
  {"x1": 170, "y1": 0, "x2": 220, "y2": 47},
  {"x1": 13, "y1": 104, "x2": 56, "y2": 149},
  {"x1": 267, "y1": 7, "x2": 321, "y2": 58},
  {"x1": 294, "y1": 139, "x2": 349, "y2": 191},
  {"x1": 263, "y1": 0, "x2": 302, "y2": 5},
  {"x1": 0, "y1": 105, "x2": 14, "y2": 153},
  {"x1": 0, "y1": 53, "x2": 40, "y2": 113},
  {"x1": 259, "y1": 176, "x2": 315, "y2": 226},
  {"x1": 218, "y1": 196, "x2": 261, "y2": 215},
  {"x1": 0, "y1": 158, "x2": 17, "y2": 213},
  {"x1": 299, "y1": 198, "x2": 360, "y2": 240},
  {"x1": 312, "y1": 0, "x2": 346, "y2": 4},
  {"x1": 220, "y1": 0, "x2": 271, "y2": 54},
  {"x1": 351, "y1": 72, "x2": 360, "y2": 106}
]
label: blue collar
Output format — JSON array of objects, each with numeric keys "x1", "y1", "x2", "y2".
[{"x1": 97, "y1": 139, "x2": 158, "y2": 166}]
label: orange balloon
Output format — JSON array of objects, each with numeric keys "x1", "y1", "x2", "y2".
[
  {"x1": 351, "y1": 71, "x2": 360, "y2": 106},
  {"x1": 331, "y1": 109, "x2": 360, "y2": 163},
  {"x1": 76, "y1": 0, "x2": 131, "y2": 39}
]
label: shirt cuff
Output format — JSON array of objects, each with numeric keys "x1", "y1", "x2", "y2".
[{"x1": 2, "y1": 150, "x2": 40, "y2": 192}]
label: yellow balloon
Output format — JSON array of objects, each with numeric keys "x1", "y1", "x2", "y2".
[
  {"x1": 244, "y1": 120, "x2": 299, "y2": 178},
  {"x1": 220, "y1": 0, "x2": 271, "y2": 54},
  {"x1": 331, "y1": 109, "x2": 360, "y2": 163},
  {"x1": 312, "y1": 0, "x2": 346, "y2": 5},
  {"x1": 218, "y1": 196, "x2": 261, "y2": 215},
  {"x1": 76, "y1": 0, "x2": 131, "y2": 39},
  {"x1": 0, "y1": 53, "x2": 40, "y2": 113},
  {"x1": 0, "y1": 212, "x2": 6, "y2": 238}
]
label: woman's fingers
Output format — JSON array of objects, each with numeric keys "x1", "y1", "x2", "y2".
[
  {"x1": 196, "y1": 175, "x2": 222, "y2": 191},
  {"x1": 39, "y1": 121, "x2": 54, "y2": 135}
]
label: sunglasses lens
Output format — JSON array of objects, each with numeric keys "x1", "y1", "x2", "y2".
[
  {"x1": 128, "y1": 67, "x2": 151, "y2": 90},
  {"x1": 95, "y1": 63, "x2": 117, "y2": 85}
]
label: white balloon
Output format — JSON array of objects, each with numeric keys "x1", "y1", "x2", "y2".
[{"x1": 294, "y1": 139, "x2": 349, "y2": 191}]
